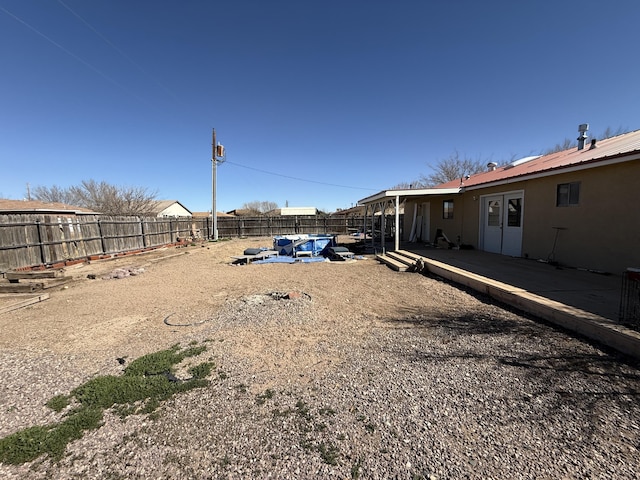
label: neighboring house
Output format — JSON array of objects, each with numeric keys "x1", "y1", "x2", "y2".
[
  {"x1": 280, "y1": 207, "x2": 317, "y2": 216},
  {"x1": 332, "y1": 205, "x2": 367, "y2": 216},
  {"x1": 0, "y1": 199, "x2": 97, "y2": 215},
  {"x1": 192, "y1": 211, "x2": 234, "y2": 218},
  {"x1": 226, "y1": 208, "x2": 253, "y2": 216},
  {"x1": 152, "y1": 200, "x2": 192, "y2": 217},
  {"x1": 358, "y1": 127, "x2": 640, "y2": 274}
]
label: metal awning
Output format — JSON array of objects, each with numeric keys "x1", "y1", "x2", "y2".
[{"x1": 357, "y1": 188, "x2": 461, "y2": 254}]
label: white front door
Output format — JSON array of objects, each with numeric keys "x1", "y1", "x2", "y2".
[
  {"x1": 501, "y1": 193, "x2": 523, "y2": 257},
  {"x1": 481, "y1": 192, "x2": 523, "y2": 256},
  {"x1": 483, "y1": 196, "x2": 503, "y2": 254}
]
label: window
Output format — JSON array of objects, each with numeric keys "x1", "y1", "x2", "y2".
[
  {"x1": 443, "y1": 200, "x2": 454, "y2": 219},
  {"x1": 487, "y1": 200, "x2": 501, "y2": 226},
  {"x1": 557, "y1": 182, "x2": 580, "y2": 206},
  {"x1": 507, "y1": 198, "x2": 522, "y2": 227}
]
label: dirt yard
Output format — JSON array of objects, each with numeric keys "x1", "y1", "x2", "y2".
[
  {"x1": 1, "y1": 236, "x2": 639, "y2": 479},
  {"x1": 0, "y1": 235, "x2": 442, "y2": 377}
]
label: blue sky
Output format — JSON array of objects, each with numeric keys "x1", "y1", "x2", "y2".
[{"x1": 1, "y1": 1, "x2": 638, "y2": 213}]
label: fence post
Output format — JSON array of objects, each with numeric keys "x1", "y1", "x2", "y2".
[
  {"x1": 140, "y1": 217, "x2": 147, "y2": 248},
  {"x1": 35, "y1": 219, "x2": 46, "y2": 265},
  {"x1": 97, "y1": 219, "x2": 107, "y2": 254}
]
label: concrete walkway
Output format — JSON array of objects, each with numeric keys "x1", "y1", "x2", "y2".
[{"x1": 401, "y1": 245, "x2": 640, "y2": 360}]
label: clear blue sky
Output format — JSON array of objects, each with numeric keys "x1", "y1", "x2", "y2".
[{"x1": 1, "y1": 1, "x2": 638, "y2": 213}]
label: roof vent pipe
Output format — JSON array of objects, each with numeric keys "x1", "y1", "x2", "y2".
[
  {"x1": 589, "y1": 138, "x2": 597, "y2": 150},
  {"x1": 577, "y1": 123, "x2": 589, "y2": 150},
  {"x1": 487, "y1": 162, "x2": 498, "y2": 171}
]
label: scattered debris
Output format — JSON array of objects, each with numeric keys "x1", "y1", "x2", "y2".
[
  {"x1": 232, "y1": 235, "x2": 356, "y2": 265},
  {"x1": 102, "y1": 267, "x2": 145, "y2": 280},
  {"x1": 231, "y1": 249, "x2": 279, "y2": 265}
]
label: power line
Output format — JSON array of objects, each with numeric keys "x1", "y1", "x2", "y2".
[
  {"x1": 0, "y1": 4, "x2": 148, "y2": 105},
  {"x1": 225, "y1": 160, "x2": 376, "y2": 191},
  {"x1": 56, "y1": 0, "x2": 185, "y2": 106}
]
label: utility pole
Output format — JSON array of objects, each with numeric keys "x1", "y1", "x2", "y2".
[{"x1": 211, "y1": 128, "x2": 225, "y2": 240}]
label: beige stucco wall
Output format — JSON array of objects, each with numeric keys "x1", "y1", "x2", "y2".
[
  {"x1": 403, "y1": 195, "x2": 468, "y2": 245},
  {"x1": 402, "y1": 160, "x2": 640, "y2": 274},
  {"x1": 519, "y1": 161, "x2": 640, "y2": 273}
]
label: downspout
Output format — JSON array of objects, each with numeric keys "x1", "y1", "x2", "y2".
[
  {"x1": 362, "y1": 204, "x2": 367, "y2": 245},
  {"x1": 381, "y1": 201, "x2": 386, "y2": 254},
  {"x1": 370, "y1": 204, "x2": 376, "y2": 251},
  {"x1": 395, "y1": 195, "x2": 400, "y2": 251}
]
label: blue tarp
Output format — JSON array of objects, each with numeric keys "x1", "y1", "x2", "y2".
[
  {"x1": 253, "y1": 256, "x2": 327, "y2": 264},
  {"x1": 273, "y1": 234, "x2": 337, "y2": 257}
]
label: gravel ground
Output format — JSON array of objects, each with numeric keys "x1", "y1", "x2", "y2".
[{"x1": 1, "y1": 237, "x2": 639, "y2": 479}]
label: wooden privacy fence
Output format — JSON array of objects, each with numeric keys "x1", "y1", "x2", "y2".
[
  {"x1": 215, "y1": 215, "x2": 365, "y2": 237},
  {"x1": 0, "y1": 213, "x2": 368, "y2": 271}
]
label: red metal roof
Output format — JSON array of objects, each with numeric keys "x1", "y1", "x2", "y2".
[{"x1": 435, "y1": 129, "x2": 640, "y2": 190}]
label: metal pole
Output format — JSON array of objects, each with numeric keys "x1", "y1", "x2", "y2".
[
  {"x1": 395, "y1": 194, "x2": 400, "y2": 251},
  {"x1": 212, "y1": 128, "x2": 218, "y2": 241}
]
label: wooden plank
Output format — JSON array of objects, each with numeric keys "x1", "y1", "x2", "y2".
[
  {"x1": 6, "y1": 270, "x2": 62, "y2": 281},
  {"x1": 0, "y1": 293, "x2": 50, "y2": 314},
  {"x1": 0, "y1": 282, "x2": 44, "y2": 293},
  {"x1": 231, "y1": 250, "x2": 279, "y2": 264},
  {"x1": 386, "y1": 251, "x2": 416, "y2": 267},
  {"x1": 375, "y1": 254, "x2": 409, "y2": 272}
]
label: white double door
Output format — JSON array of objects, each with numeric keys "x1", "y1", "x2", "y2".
[{"x1": 481, "y1": 192, "x2": 523, "y2": 257}]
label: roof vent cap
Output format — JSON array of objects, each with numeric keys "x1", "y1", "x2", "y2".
[
  {"x1": 487, "y1": 162, "x2": 498, "y2": 171},
  {"x1": 577, "y1": 123, "x2": 589, "y2": 150}
]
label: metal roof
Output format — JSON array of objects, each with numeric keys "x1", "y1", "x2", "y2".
[
  {"x1": 359, "y1": 128, "x2": 640, "y2": 204},
  {"x1": 438, "y1": 128, "x2": 640, "y2": 190}
]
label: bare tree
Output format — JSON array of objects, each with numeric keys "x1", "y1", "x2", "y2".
[
  {"x1": 31, "y1": 185, "x2": 79, "y2": 205},
  {"x1": 32, "y1": 180, "x2": 157, "y2": 215},
  {"x1": 388, "y1": 181, "x2": 427, "y2": 190},
  {"x1": 598, "y1": 125, "x2": 629, "y2": 140},
  {"x1": 543, "y1": 138, "x2": 576, "y2": 155},
  {"x1": 241, "y1": 200, "x2": 279, "y2": 215},
  {"x1": 419, "y1": 151, "x2": 488, "y2": 187}
]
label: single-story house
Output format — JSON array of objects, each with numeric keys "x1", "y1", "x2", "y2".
[
  {"x1": 192, "y1": 211, "x2": 234, "y2": 218},
  {"x1": 152, "y1": 200, "x2": 192, "y2": 217},
  {"x1": 332, "y1": 205, "x2": 367, "y2": 217},
  {"x1": 280, "y1": 207, "x2": 317, "y2": 216},
  {"x1": 0, "y1": 199, "x2": 97, "y2": 215},
  {"x1": 358, "y1": 127, "x2": 640, "y2": 274}
]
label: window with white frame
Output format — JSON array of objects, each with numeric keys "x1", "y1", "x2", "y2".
[
  {"x1": 556, "y1": 182, "x2": 580, "y2": 206},
  {"x1": 443, "y1": 200, "x2": 454, "y2": 219}
]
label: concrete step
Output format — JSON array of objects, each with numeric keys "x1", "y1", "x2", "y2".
[
  {"x1": 395, "y1": 250, "x2": 425, "y2": 263},
  {"x1": 375, "y1": 253, "x2": 410, "y2": 272},
  {"x1": 386, "y1": 251, "x2": 416, "y2": 266}
]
